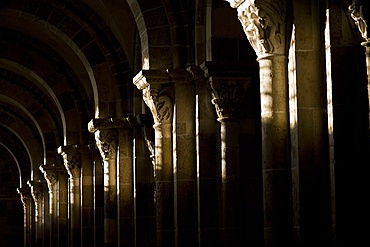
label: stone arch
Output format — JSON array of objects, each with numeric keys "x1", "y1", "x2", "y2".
[{"x1": 126, "y1": 0, "x2": 192, "y2": 70}]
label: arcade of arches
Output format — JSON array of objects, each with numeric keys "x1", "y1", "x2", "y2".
[{"x1": 0, "y1": 0, "x2": 369, "y2": 246}]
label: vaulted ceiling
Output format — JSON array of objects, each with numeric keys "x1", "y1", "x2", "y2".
[
  {"x1": 0, "y1": 0, "x2": 195, "y2": 189},
  {"x1": 0, "y1": 0, "x2": 139, "y2": 186}
]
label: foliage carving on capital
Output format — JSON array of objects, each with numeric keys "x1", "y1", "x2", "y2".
[
  {"x1": 64, "y1": 156, "x2": 81, "y2": 178},
  {"x1": 40, "y1": 164, "x2": 60, "y2": 191},
  {"x1": 27, "y1": 180, "x2": 44, "y2": 204},
  {"x1": 17, "y1": 188, "x2": 31, "y2": 209},
  {"x1": 210, "y1": 78, "x2": 252, "y2": 121},
  {"x1": 233, "y1": 0, "x2": 287, "y2": 56},
  {"x1": 95, "y1": 130, "x2": 117, "y2": 161},
  {"x1": 58, "y1": 146, "x2": 81, "y2": 178},
  {"x1": 133, "y1": 70, "x2": 174, "y2": 126},
  {"x1": 349, "y1": 0, "x2": 369, "y2": 42},
  {"x1": 142, "y1": 86, "x2": 173, "y2": 125}
]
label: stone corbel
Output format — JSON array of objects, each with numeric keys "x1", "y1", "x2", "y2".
[
  {"x1": 225, "y1": 0, "x2": 288, "y2": 57},
  {"x1": 133, "y1": 70, "x2": 174, "y2": 126}
]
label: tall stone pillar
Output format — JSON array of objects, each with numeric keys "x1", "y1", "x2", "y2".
[
  {"x1": 28, "y1": 180, "x2": 45, "y2": 247},
  {"x1": 169, "y1": 69, "x2": 198, "y2": 247},
  {"x1": 58, "y1": 167, "x2": 69, "y2": 247},
  {"x1": 134, "y1": 114, "x2": 156, "y2": 247},
  {"x1": 226, "y1": 0, "x2": 292, "y2": 246},
  {"x1": 40, "y1": 164, "x2": 63, "y2": 247},
  {"x1": 80, "y1": 145, "x2": 95, "y2": 247},
  {"x1": 88, "y1": 117, "x2": 136, "y2": 247},
  {"x1": 202, "y1": 63, "x2": 251, "y2": 246},
  {"x1": 188, "y1": 66, "x2": 219, "y2": 247},
  {"x1": 290, "y1": 0, "x2": 333, "y2": 245},
  {"x1": 94, "y1": 129, "x2": 117, "y2": 247},
  {"x1": 93, "y1": 151, "x2": 104, "y2": 246},
  {"x1": 17, "y1": 187, "x2": 32, "y2": 247},
  {"x1": 134, "y1": 70, "x2": 175, "y2": 247},
  {"x1": 117, "y1": 127, "x2": 134, "y2": 247},
  {"x1": 58, "y1": 146, "x2": 81, "y2": 247}
]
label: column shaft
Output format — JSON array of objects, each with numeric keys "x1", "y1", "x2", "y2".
[
  {"x1": 81, "y1": 149, "x2": 95, "y2": 247},
  {"x1": 219, "y1": 120, "x2": 241, "y2": 246},
  {"x1": 94, "y1": 153, "x2": 104, "y2": 246},
  {"x1": 117, "y1": 128, "x2": 134, "y2": 246},
  {"x1": 194, "y1": 71, "x2": 219, "y2": 247},
  {"x1": 154, "y1": 123, "x2": 175, "y2": 247},
  {"x1": 28, "y1": 180, "x2": 45, "y2": 247},
  {"x1": 259, "y1": 55, "x2": 292, "y2": 247},
  {"x1": 172, "y1": 71, "x2": 197, "y2": 247},
  {"x1": 70, "y1": 177, "x2": 81, "y2": 246},
  {"x1": 17, "y1": 188, "x2": 32, "y2": 247},
  {"x1": 134, "y1": 120, "x2": 156, "y2": 247},
  {"x1": 58, "y1": 171, "x2": 69, "y2": 247},
  {"x1": 103, "y1": 157, "x2": 118, "y2": 246},
  {"x1": 293, "y1": 1, "x2": 333, "y2": 244}
]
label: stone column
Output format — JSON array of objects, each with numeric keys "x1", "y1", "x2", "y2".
[
  {"x1": 226, "y1": 0, "x2": 292, "y2": 246},
  {"x1": 40, "y1": 164, "x2": 63, "y2": 247},
  {"x1": 117, "y1": 126, "x2": 135, "y2": 247},
  {"x1": 93, "y1": 149, "x2": 104, "y2": 246},
  {"x1": 58, "y1": 146, "x2": 81, "y2": 247},
  {"x1": 169, "y1": 69, "x2": 198, "y2": 247},
  {"x1": 290, "y1": 0, "x2": 333, "y2": 245},
  {"x1": 188, "y1": 66, "x2": 219, "y2": 247},
  {"x1": 202, "y1": 63, "x2": 252, "y2": 246},
  {"x1": 80, "y1": 145, "x2": 95, "y2": 247},
  {"x1": 28, "y1": 180, "x2": 45, "y2": 247},
  {"x1": 134, "y1": 114, "x2": 156, "y2": 247},
  {"x1": 17, "y1": 187, "x2": 32, "y2": 247},
  {"x1": 88, "y1": 117, "x2": 136, "y2": 247},
  {"x1": 134, "y1": 70, "x2": 175, "y2": 247}
]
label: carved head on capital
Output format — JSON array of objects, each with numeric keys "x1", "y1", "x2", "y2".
[
  {"x1": 237, "y1": 2, "x2": 285, "y2": 56},
  {"x1": 64, "y1": 155, "x2": 81, "y2": 178},
  {"x1": 142, "y1": 87, "x2": 173, "y2": 125},
  {"x1": 95, "y1": 130, "x2": 117, "y2": 161}
]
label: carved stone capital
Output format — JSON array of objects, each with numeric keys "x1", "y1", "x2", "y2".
[
  {"x1": 210, "y1": 77, "x2": 252, "y2": 121},
  {"x1": 226, "y1": 0, "x2": 288, "y2": 57},
  {"x1": 17, "y1": 187, "x2": 31, "y2": 209},
  {"x1": 349, "y1": 0, "x2": 370, "y2": 42},
  {"x1": 27, "y1": 180, "x2": 45, "y2": 204},
  {"x1": 201, "y1": 62, "x2": 256, "y2": 121},
  {"x1": 87, "y1": 117, "x2": 136, "y2": 162},
  {"x1": 94, "y1": 129, "x2": 117, "y2": 161},
  {"x1": 133, "y1": 70, "x2": 174, "y2": 125},
  {"x1": 58, "y1": 145, "x2": 81, "y2": 178},
  {"x1": 39, "y1": 164, "x2": 61, "y2": 191}
]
